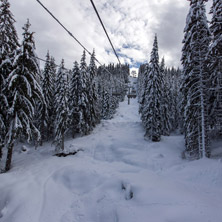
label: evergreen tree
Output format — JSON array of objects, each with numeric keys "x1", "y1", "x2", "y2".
[
  {"x1": 169, "y1": 68, "x2": 182, "y2": 132},
  {"x1": 208, "y1": 0, "x2": 222, "y2": 136},
  {"x1": 0, "y1": 94, "x2": 7, "y2": 160},
  {"x1": 69, "y1": 61, "x2": 80, "y2": 137},
  {"x1": 78, "y1": 51, "x2": 90, "y2": 135},
  {"x1": 5, "y1": 20, "x2": 43, "y2": 171},
  {"x1": 101, "y1": 85, "x2": 112, "y2": 119},
  {"x1": 40, "y1": 51, "x2": 56, "y2": 142},
  {"x1": 142, "y1": 35, "x2": 162, "y2": 142},
  {"x1": 88, "y1": 50, "x2": 100, "y2": 127},
  {"x1": 138, "y1": 64, "x2": 148, "y2": 116},
  {"x1": 110, "y1": 93, "x2": 119, "y2": 117},
  {"x1": 160, "y1": 58, "x2": 171, "y2": 136},
  {"x1": 181, "y1": 0, "x2": 210, "y2": 158},
  {"x1": 49, "y1": 56, "x2": 57, "y2": 120},
  {"x1": 0, "y1": 0, "x2": 19, "y2": 161},
  {"x1": 49, "y1": 56, "x2": 57, "y2": 91},
  {"x1": 100, "y1": 67, "x2": 117, "y2": 120},
  {"x1": 97, "y1": 67, "x2": 107, "y2": 119},
  {"x1": 54, "y1": 59, "x2": 69, "y2": 152},
  {"x1": 0, "y1": 0, "x2": 19, "y2": 82}
]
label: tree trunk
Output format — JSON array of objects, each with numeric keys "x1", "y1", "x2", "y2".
[
  {"x1": 0, "y1": 143, "x2": 3, "y2": 160},
  {"x1": 39, "y1": 138, "x2": 43, "y2": 146},
  {"x1": 61, "y1": 131, "x2": 64, "y2": 151},
  {"x1": 39, "y1": 108, "x2": 45, "y2": 146},
  {"x1": 5, "y1": 140, "x2": 14, "y2": 172},
  {"x1": 199, "y1": 58, "x2": 209, "y2": 159},
  {"x1": 72, "y1": 130, "x2": 75, "y2": 139}
]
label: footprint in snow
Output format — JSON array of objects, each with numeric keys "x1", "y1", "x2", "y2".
[{"x1": 122, "y1": 182, "x2": 133, "y2": 200}]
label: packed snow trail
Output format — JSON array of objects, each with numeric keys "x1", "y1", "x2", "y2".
[{"x1": 1, "y1": 91, "x2": 222, "y2": 222}]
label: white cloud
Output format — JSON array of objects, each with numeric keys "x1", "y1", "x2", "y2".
[{"x1": 9, "y1": 0, "x2": 212, "y2": 70}]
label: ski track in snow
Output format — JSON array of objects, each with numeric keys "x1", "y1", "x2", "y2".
[{"x1": 1, "y1": 81, "x2": 222, "y2": 221}]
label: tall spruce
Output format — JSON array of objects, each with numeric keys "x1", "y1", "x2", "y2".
[
  {"x1": 138, "y1": 64, "x2": 149, "y2": 116},
  {"x1": 137, "y1": 64, "x2": 146, "y2": 107},
  {"x1": 181, "y1": 0, "x2": 210, "y2": 159},
  {"x1": 160, "y1": 58, "x2": 171, "y2": 136},
  {"x1": 54, "y1": 59, "x2": 69, "y2": 152},
  {"x1": 98, "y1": 69, "x2": 111, "y2": 119},
  {"x1": 208, "y1": 0, "x2": 222, "y2": 136},
  {"x1": 0, "y1": 0, "x2": 19, "y2": 161},
  {"x1": 168, "y1": 68, "x2": 182, "y2": 131},
  {"x1": 142, "y1": 35, "x2": 162, "y2": 142},
  {"x1": 0, "y1": 0, "x2": 19, "y2": 82},
  {"x1": 78, "y1": 51, "x2": 90, "y2": 135},
  {"x1": 40, "y1": 51, "x2": 56, "y2": 142},
  {"x1": 69, "y1": 61, "x2": 80, "y2": 137},
  {"x1": 88, "y1": 50, "x2": 100, "y2": 127},
  {"x1": 101, "y1": 84, "x2": 112, "y2": 119},
  {"x1": 5, "y1": 20, "x2": 43, "y2": 171}
]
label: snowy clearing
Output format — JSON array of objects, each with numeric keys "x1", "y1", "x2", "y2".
[{"x1": 1, "y1": 97, "x2": 222, "y2": 222}]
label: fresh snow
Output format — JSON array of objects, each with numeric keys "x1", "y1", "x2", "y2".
[{"x1": 1, "y1": 88, "x2": 222, "y2": 222}]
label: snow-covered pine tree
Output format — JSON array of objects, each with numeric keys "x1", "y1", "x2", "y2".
[
  {"x1": 164, "y1": 68, "x2": 179, "y2": 132},
  {"x1": 40, "y1": 51, "x2": 56, "y2": 142},
  {"x1": 208, "y1": 0, "x2": 222, "y2": 136},
  {"x1": 101, "y1": 67, "x2": 117, "y2": 119},
  {"x1": 0, "y1": 0, "x2": 19, "y2": 82},
  {"x1": 181, "y1": 0, "x2": 210, "y2": 159},
  {"x1": 137, "y1": 64, "x2": 144, "y2": 104},
  {"x1": 142, "y1": 35, "x2": 162, "y2": 142},
  {"x1": 49, "y1": 56, "x2": 57, "y2": 89},
  {"x1": 160, "y1": 58, "x2": 171, "y2": 136},
  {"x1": 97, "y1": 66, "x2": 108, "y2": 119},
  {"x1": 0, "y1": 93, "x2": 7, "y2": 160},
  {"x1": 0, "y1": 0, "x2": 19, "y2": 161},
  {"x1": 78, "y1": 51, "x2": 90, "y2": 135},
  {"x1": 49, "y1": 56, "x2": 57, "y2": 114},
  {"x1": 177, "y1": 69, "x2": 183, "y2": 131},
  {"x1": 137, "y1": 63, "x2": 148, "y2": 116},
  {"x1": 108, "y1": 67, "x2": 119, "y2": 117},
  {"x1": 139, "y1": 64, "x2": 149, "y2": 118},
  {"x1": 54, "y1": 59, "x2": 69, "y2": 152},
  {"x1": 169, "y1": 68, "x2": 182, "y2": 132},
  {"x1": 69, "y1": 61, "x2": 80, "y2": 138},
  {"x1": 5, "y1": 20, "x2": 43, "y2": 171},
  {"x1": 114, "y1": 64, "x2": 126, "y2": 102},
  {"x1": 101, "y1": 84, "x2": 112, "y2": 119},
  {"x1": 109, "y1": 92, "x2": 119, "y2": 117},
  {"x1": 88, "y1": 50, "x2": 100, "y2": 128}
]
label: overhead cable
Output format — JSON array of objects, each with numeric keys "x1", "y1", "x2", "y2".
[
  {"x1": 35, "y1": 0, "x2": 125, "y2": 84},
  {"x1": 36, "y1": 0, "x2": 94, "y2": 61},
  {"x1": 89, "y1": 0, "x2": 121, "y2": 65}
]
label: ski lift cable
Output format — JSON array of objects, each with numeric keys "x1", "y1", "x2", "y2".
[
  {"x1": 89, "y1": 0, "x2": 121, "y2": 65},
  {"x1": 35, "y1": 0, "x2": 126, "y2": 85},
  {"x1": 36, "y1": 0, "x2": 92, "y2": 57},
  {"x1": 36, "y1": 0, "x2": 104, "y2": 68}
]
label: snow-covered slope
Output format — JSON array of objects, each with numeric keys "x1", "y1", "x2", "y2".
[{"x1": 1, "y1": 96, "x2": 222, "y2": 222}]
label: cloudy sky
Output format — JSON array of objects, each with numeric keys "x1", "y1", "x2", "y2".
[{"x1": 10, "y1": 0, "x2": 212, "y2": 71}]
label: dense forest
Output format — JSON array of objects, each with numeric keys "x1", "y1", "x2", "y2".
[
  {"x1": 0, "y1": 0, "x2": 129, "y2": 172},
  {"x1": 138, "y1": 0, "x2": 222, "y2": 160}
]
